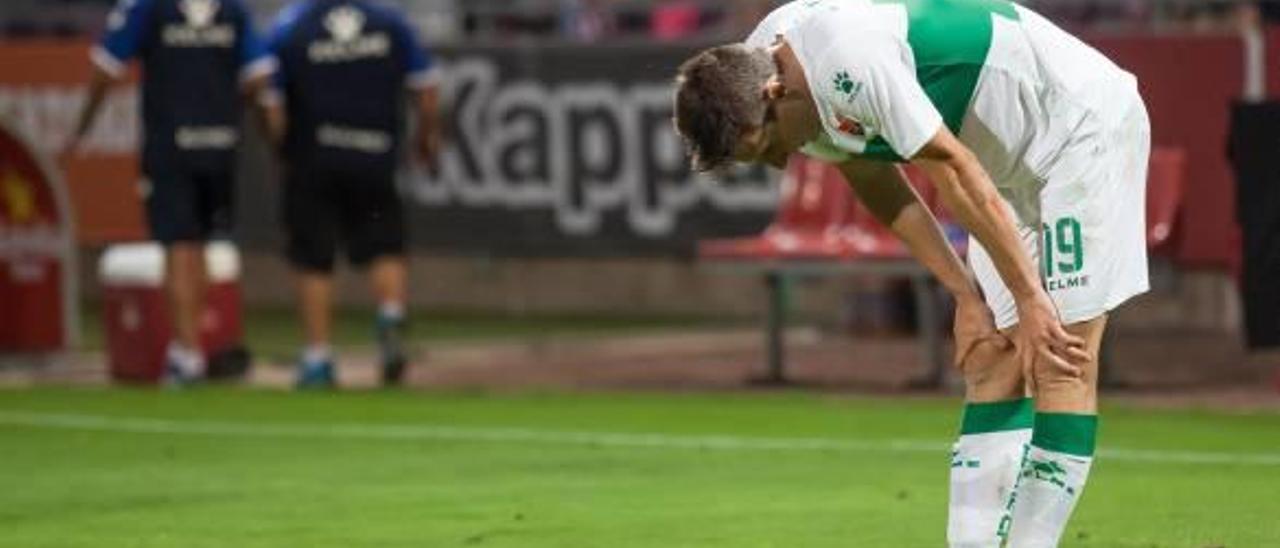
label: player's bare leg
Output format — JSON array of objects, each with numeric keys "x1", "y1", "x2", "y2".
[
  {"x1": 298, "y1": 271, "x2": 335, "y2": 350},
  {"x1": 369, "y1": 256, "x2": 407, "y2": 314},
  {"x1": 164, "y1": 242, "x2": 207, "y2": 383},
  {"x1": 1003, "y1": 315, "x2": 1107, "y2": 547},
  {"x1": 369, "y1": 256, "x2": 409, "y2": 385},
  {"x1": 296, "y1": 270, "x2": 336, "y2": 387},
  {"x1": 1028, "y1": 316, "x2": 1106, "y2": 414},
  {"x1": 949, "y1": 333, "x2": 1030, "y2": 548}
]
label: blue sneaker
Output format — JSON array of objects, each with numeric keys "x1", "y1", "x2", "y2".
[
  {"x1": 295, "y1": 360, "x2": 336, "y2": 389},
  {"x1": 376, "y1": 315, "x2": 408, "y2": 386}
]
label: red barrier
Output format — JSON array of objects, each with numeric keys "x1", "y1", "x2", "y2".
[
  {"x1": 0, "y1": 118, "x2": 78, "y2": 353},
  {"x1": 1088, "y1": 32, "x2": 1245, "y2": 270},
  {"x1": 1269, "y1": 27, "x2": 1280, "y2": 101},
  {"x1": 0, "y1": 40, "x2": 145, "y2": 245},
  {"x1": 1146, "y1": 148, "x2": 1188, "y2": 253}
]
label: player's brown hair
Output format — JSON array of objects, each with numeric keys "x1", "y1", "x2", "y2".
[{"x1": 672, "y1": 44, "x2": 775, "y2": 172}]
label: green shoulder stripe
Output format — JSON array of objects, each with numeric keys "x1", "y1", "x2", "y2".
[{"x1": 865, "y1": 0, "x2": 1017, "y2": 162}]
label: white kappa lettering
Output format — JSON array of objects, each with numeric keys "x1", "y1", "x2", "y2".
[{"x1": 407, "y1": 58, "x2": 777, "y2": 239}]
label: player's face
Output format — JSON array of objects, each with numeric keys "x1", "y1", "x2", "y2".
[
  {"x1": 732, "y1": 109, "x2": 790, "y2": 168},
  {"x1": 732, "y1": 41, "x2": 820, "y2": 169}
]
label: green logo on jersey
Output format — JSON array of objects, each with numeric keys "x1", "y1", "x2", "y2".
[{"x1": 833, "y1": 71, "x2": 863, "y2": 101}]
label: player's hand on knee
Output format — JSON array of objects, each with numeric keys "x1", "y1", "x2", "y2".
[
  {"x1": 952, "y1": 295, "x2": 1010, "y2": 372},
  {"x1": 1015, "y1": 291, "x2": 1088, "y2": 388}
]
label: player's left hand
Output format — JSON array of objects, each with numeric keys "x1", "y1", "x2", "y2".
[{"x1": 1014, "y1": 291, "x2": 1089, "y2": 390}]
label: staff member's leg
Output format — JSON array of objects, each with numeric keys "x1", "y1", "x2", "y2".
[
  {"x1": 145, "y1": 162, "x2": 222, "y2": 385},
  {"x1": 341, "y1": 169, "x2": 409, "y2": 386},
  {"x1": 284, "y1": 167, "x2": 342, "y2": 388}
]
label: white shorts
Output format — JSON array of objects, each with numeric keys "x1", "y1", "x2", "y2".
[{"x1": 969, "y1": 90, "x2": 1152, "y2": 330}]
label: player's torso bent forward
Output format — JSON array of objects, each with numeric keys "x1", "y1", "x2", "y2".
[
  {"x1": 753, "y1": 0, "x2": 1139, "y2": 215},
  {"x1": 751, "y1": 0, "x2": 1152, "y2": 328}
]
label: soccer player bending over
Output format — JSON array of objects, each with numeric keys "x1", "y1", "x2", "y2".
[{"x1": 673, "y1": 1, "x2": 1150, "y2": 546}]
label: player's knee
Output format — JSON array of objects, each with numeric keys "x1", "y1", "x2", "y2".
[
  {"x1": 961, "y1": 338, "x2": 1023, "y2": 401},
  {"x1": 1031, "y1": 351, "x2": 1098, "y2": 401}
]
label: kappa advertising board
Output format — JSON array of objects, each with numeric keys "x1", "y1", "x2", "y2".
[
  {"x1": 231, "y1": 43, "x2": 782, "y2": 257},
  {"x1": 0, "y1": 39, "x2": 776, "y2": 256},
  {"x1": 397, "y1": 44, "x2": 779, "y2": 256}
]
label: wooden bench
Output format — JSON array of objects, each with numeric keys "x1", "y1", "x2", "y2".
[
  {"x1": 699, "y1": 156, "x2": 964, "y2": 386},
  {"x1": 700, "y1": 148, "x2": 1186, "y2": 387}
]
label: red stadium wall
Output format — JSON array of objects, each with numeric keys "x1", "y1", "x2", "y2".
[
  {"x1": 1086, "y1": 32, "x2": 1250, "y2": 271},
  {"x1": 0, "y1": 40, "x2": 145, "y2": 245},
  {"x1": 1269, "y1": 27, "x2": 1280, "y2": 105}
]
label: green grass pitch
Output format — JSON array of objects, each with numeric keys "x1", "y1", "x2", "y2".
[{"x1": 1, "y1": 388, "x2": 1277, "y2": 547}]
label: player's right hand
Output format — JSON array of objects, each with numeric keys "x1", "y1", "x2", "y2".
[{"x1": 1014, "y1": 291, "x2": 1088, "y2": 391}]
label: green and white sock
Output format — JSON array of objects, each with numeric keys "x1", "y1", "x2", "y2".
[
  {"x1": 1003, "y1": 412, "x2": 1098, "y2": 548},
  {"x1": 948, "y1": 399, "x2": 1033, "y2": 548}
]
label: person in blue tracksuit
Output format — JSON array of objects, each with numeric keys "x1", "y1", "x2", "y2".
[
  {"x1": 263, "y1": 0, "x2": 442, "y2": 388},
  {"x1": 67, "y1": 0, "x2": 275, "y2": 385}
]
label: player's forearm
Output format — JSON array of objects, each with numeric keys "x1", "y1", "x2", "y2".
[
  {"x1": 70, "y1": 71, "x2": 113, "y2": 143},
  {"x1": 243, "y1": 76, "x2": 285, "y2": 146},
  {"x1": 920, "y1": 153, "x2": 1041, "y2": 301},
  {"x1": 256, "y1": 99, "x2": 286, "y2": 147},
  {"x1": 838, "y1": 160, "x2": 980, "y2": 302},
  {"x1": 890, "y1": 203, "x2": 982, "y2": 302},
  {"x1": 414, "y1": 86, "x2": 440, "y2": 136}
]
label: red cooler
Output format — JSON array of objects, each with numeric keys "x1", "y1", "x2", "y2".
[{"x1": 100, "y1": 242, "x2": 244, "y2": 383}]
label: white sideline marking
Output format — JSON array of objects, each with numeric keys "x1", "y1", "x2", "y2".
[{"x1": 2, "y1": 410, "x2": 1279, "y2": 467}]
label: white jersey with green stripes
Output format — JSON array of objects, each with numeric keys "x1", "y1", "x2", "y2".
[
  {"x1": 746, "y1": 0, "x2": 1152, "y2": 330},
  {"x1": 746, "y1": 0, "x2": 1140, "y2": 226}
]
